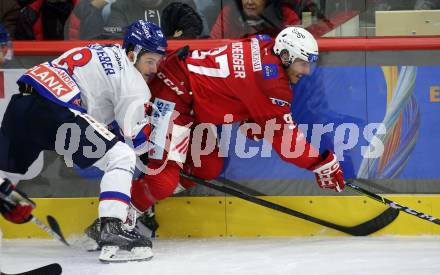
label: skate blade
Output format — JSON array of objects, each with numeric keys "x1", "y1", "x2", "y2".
[
  {"x1": 69, "y1": 234, "x2": 101, "y2": 252},
  {"x1": 99, "y1": 246, "x2": 153, "y2": 263},
  {"x1": 82, "y1": 236, "x2": 101, "y2": 252}
]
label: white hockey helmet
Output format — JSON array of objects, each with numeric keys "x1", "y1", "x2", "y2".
[{"x1": 273, "y1": 27, "x2": 318, "y2": 66}]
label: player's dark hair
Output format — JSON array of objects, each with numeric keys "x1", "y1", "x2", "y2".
[
  {"x1": 125, "y1": 44, "x2": 149, "y2": 60},
  {"x1": 125, "y1": 44, "x2": 135, "y2": 55}
]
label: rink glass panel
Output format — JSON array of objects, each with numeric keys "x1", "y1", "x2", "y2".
[
  {"x1": 1, "y1": 47, "x2": 439, "y2": 197},
  {"x1": 1, "y1": 1, "x2": 440, "y2": 239},
  {"x1": 55, "y1": 0, "x2": 440, "y2": 40}
]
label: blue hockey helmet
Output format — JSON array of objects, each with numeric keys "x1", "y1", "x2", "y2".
[{"x1": 122, "y1": 20, "x2": 167, "y2": 57}]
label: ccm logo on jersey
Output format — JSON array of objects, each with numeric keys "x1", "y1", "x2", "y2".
[
  {"x1": 157, "y1": 72, "x2": 184, "y2": 96},
  {"x1": 26, "y1": 63, "x2": 77, "y2": 97}
]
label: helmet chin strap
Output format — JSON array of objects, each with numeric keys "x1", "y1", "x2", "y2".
[{"x1": 131, "y1": 45, "x2": 144, "y2": 64}]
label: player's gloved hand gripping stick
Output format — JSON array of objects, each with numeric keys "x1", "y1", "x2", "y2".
[
  {"x1": 181, "y1": 173, "x2": 399, "y2": 236},
  {"x1": 0, "y1": 179, "x2": 34, "y2": 224},
  {"x1": 309, "y1": 150, "x2": 345, "y2": 192},
  {"x1": 0, "y1": 179, "x2": 69, "y2": 246}
]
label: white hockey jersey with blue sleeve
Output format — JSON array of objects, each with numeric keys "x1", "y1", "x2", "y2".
[{"x1": 17, "y1": 44, "x2": 150, "y2": 150}]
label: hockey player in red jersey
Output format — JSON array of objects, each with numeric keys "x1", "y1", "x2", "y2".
[{"x1": 130, "y1": 27, "x2": 345, "y2": 216}]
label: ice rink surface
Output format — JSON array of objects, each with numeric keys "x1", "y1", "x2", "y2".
[{"x1": 1, "y1": 236, "x2": 440, "y2": 275}]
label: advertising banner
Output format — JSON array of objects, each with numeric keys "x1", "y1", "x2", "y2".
[
  {"x1": 1, "y1": 64, "x2": 439, "y2": 193},
  {"x1": 224, "y1": 65, "x2": 440, "y2": 180}
]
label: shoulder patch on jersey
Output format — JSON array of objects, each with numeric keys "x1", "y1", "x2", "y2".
[
  {"x1": 23, "y1": 63, "x2": 79, "y2": 98},
  {"x1": 262, "y1": 64, "x2": 278, "y2": 79},
  {"x1": 256, "y1": 34, "x2": 272, "y2": 42}
]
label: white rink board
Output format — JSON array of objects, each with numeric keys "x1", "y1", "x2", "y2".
[{"x1": 1, "y1": 237, "x2": 440, "y2": 275}]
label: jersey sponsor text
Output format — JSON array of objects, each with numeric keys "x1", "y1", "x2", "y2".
[
  {"x1": 27, "y1": 63, "x2": 78, "y2": 97},
  {"x1": 251, "y1": 38, "x2": 262, "y2": 72}
]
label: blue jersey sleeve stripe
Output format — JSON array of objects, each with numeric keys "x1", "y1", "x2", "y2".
[{"x1": 99, "y1": 191, "x2": 131, "y2": 204}]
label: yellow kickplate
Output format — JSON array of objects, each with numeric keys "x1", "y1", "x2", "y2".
[
  {"x1": 0, "y1": 198, "x2": 99, "y2": 239},
  {"x1": 1, "y1": 195, "x2": 440, "y2": 239},
  {"x1": 223, "y1": 195, "x2": 440, "y2": 237},
  {"x1": 155, "y1": 197, "x2": 227, "y2": 238}
]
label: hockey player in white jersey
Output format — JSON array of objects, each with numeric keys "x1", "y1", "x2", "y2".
[{"x1": 0, "y1": 20, "x2": 167, "y2": 262}]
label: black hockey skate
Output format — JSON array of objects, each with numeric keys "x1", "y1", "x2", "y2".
[
  {"x1": 90, "y1": 217, "x2": 153, "y2": 263},
  {"x1": 137, "y1": 206, "x2": 159, "y2": 237},
  {"x1": 85, "y1": 218, "x2": 102, "y2": 251}
]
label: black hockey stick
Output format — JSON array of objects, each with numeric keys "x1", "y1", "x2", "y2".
[
  {"x1": 29, "y1": 216, "x2": 69, "y2": 246},
  {"x1": 215, "y1": 177, "x2": 265, "y2": 196},
  {"x1": 0, "y1": 192, "x2": 69, "y2": 246},
  {"x1": 353, "y1": 178, "x2": 396, "y2": 193},
  {"x1": 2, "y1": 263, "x2": 62, "y2": 275},
  {"x1": 46, "y1": 215, "x2": 70, "y2": 246},
  {"x1": 345, "y1": 182, "x2": 440, "y2": 225},
  {"x1": 181, "y1": 173, "x2": 399, "y2": 236}
]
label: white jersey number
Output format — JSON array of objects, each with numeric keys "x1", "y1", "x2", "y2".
[{"x1": 187, "y1": 46, "x2": 230, "y2": 78}]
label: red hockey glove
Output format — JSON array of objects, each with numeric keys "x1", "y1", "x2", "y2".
[
  {"x1": 0, "y1": 179, "x2": 35, "y2": 224},
  {"x1": 309, "y1": 151, "x2": 345, "y2": 192}
]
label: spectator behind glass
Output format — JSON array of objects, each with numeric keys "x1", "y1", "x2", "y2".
[
  {"x1": 103, "y1": 0, "x2": 203, "y2": 39},
  {"x1": 0, "y1": 0, "x2": 20, "y2": 39},
  {"x1": 15, "y1": 0, "x2": 76, "y2": 40},
  {"x1": 0, "y1": 23, "x2": 13, "y2": 65},
  {"x1": 64, "y1": 0, "x2": 114, "y2": 40},
  {"x1": 370, "y1": 0, "x2": 416, "y2": 11},
  {"x1": 415, "y1": 0, "x2": 440, "y2": 9},
  {"x1": 293, "y1": 0, "x2": 326, "y2": 21},
  {"x1": 210, "y1": 0, "x2": 301, "y2": 39},
  {"x1": 193, "y1": 0, "x2": 221, "y2": 36}
]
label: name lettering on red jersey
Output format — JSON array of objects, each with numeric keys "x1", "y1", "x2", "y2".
[{"x1": 231, "y1": 42, "x2": 246, "y2": 78}]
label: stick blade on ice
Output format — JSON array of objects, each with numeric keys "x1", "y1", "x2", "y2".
[
  {"x1": 46, "y1": 215, "x2": 69, "y2": 246},
  {"x1": 2, "y1": 263, "x2": 62, "y2": 275}
]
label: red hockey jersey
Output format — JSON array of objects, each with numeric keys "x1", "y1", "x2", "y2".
[
  {"x1": 187, "y1": 37, "x2": 290, "y2": 125},
  {"x1": 154, "y1": 35, "x2": 322, "y2": 169}
]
